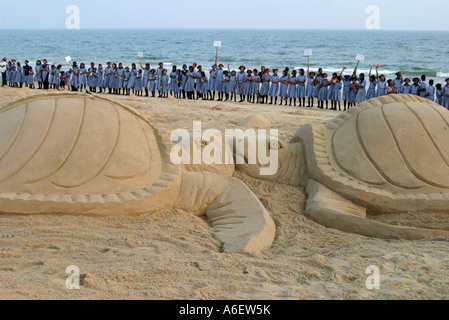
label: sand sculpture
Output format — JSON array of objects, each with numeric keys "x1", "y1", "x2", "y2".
[
  {"x1": 0, "y1": 92, "x2": 275, "y2": 253},
  {"x1": 234, "y1": 95, "x2": 449, "y2": 239}
]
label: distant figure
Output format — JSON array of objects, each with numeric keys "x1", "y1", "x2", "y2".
[{"x1": 0, "y1": 57, "x2": 7, "y2": 86}]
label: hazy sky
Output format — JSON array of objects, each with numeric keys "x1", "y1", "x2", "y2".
[{"x1": 0, "y1": 0, "x2": 448, "y2": 31}]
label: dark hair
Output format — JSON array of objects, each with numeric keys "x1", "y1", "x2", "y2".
[
  {"x1": 436, "y1": 83, "x2": 442, "y2": 90},
  {"x1": 429, "y1": 79, "x2": 434, "y2": 85},
  {"x1": 421, "y1": 74, "x2": 426, "y2": 80}
]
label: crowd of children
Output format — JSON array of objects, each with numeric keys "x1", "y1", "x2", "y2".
[{"x1": 2, "y1": 57, "x2": 449, "y2": 111}]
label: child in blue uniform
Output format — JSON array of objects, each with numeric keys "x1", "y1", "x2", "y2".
[
  {"x1": 148, "y1": 69, "x2": 157, "y2": 97},
  {"x1": 411, "y1": 78, "x2": 420, "y2": 95},
  {"x1": 355, "y1": 74, "x2": 367, "y2": 104},
  {"x1": 393, "y1": 72, "x2": 403, "y2": 94},
  {"x1": 123, "y1": 67, "x2": 131, "y2": 95},
  {"x1": 139, "y1": 59, "x2": 151, "y2": 97},
  {"x1": 96, "y1": 64, "x2": 104, "y2": 93},
  {"x1": 243, "y1": 70, "x2": 253, "y2": 102},
  {"x1": 237, "y1": 66, "x2": 247, "y2": 102},
  {"x1": 111, "y1": 63, "x2": 118, "y2": 94},
  {"x1": 117, "y1": 63, "x2": 125, "y2": 95},
  {"x1": 156, "y1": 63, "x2": 164, "y2": 97},
  {"x1": 386, "y1": 80, "x2": 398, "y2": 94},
  {"x1": 70, "y1": 62, "x2": 79, "y2": 91},
  {"x1": 268, "y1": 69, "x2": 279, "y2": 105},
  {"x1": 318, "y1": 74, "x2": 330, "y2": 109},
  {"x1": 35, "y1": 60, "x2": 42, "y2": 89},
  {"x1": 184, "y1": 66, "x2": 195, "y2": 99},
  {"x1": 419, "y1": 75, "x2": 427, "y2": 98},
  {"x1": 135, "y1": 69, "x2": 143, "y2": 96},
  {"x1": 209, "y1": 65, "x2": 217, "y2": 101},
  {"x1": 332, "y1": 76, "x2": 342, "y2": 111},
  {"x1": 200, "y1": 72, "x2": 209, "y2": 100},
  {"x1": 260, "y1": 69, "x2": 271, "y2": 104},
  {"x1": 306, "y1": 69, "x2": 316, "y2": 108},
  {"x1": 288, "y1": 70, "x2": 297, "y2": 106},
  {"x1": 296, "y1": 69, "x2": 306, "y2": 107},
  {"x1": 78, "y1": 63, "x2": 87, "y2": 93},
  {"x1": 425, "y1": 80, "x2": 435, "y2": 101},
  {"x1": 313, "y1": 68, "x2": 323, "y2": 99},
  {"x1": 278, "y1": 70, "x2": 289, "y2": 105},
  {"x1": 169, "y1": 66, "x2": 178, "y2": 98},
  {"x1": 251, "y1": 69, "x2": 260, "y2": 103},
  {"x1": 160, "y1": 69, "x2": 169, "y2": 98},
  {"x1": 366, "y1": 66, "x2": 377, "y2": 100},
  {"x1": 104, "y1": 62, "x2": 113, "y2": 94},
  {"x1": 128, "y1": 64, "x2": 138, "y2": 95},
  {"x1": 348, "y1": 77, "x2": 358, "y2": 108},
  {"x1": 342, "y1": 75, "x2": 351, "y2": 110},
  {"x1": 436, "y1": 84, "x2": 443, "y2": 105},
  {"x1": 441, "y1": 79, "x2": 449, "y2": 109},
  {"x1": 223, "y1": 70, "x2": 230, "y2": 101},
  {"x1": 229, "y1": 69, "x2": 237, "y2": 102},
  {"x1": 215, "y1": 64, "x2": 224, "y2": 101},
  {"x1": 27, "y1": 67, "x2": 35, "y2": 89},
  {"x1": 401, "y1": 78, "x2": 412, "y2": 94}
]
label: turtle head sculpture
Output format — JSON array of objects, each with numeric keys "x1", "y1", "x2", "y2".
[
  {"x1": 232, "y1": 94, "x2": 449, "y2": 240},
  {"x1": 0, "y1": 92, "x2": 275, "y2": 253}
]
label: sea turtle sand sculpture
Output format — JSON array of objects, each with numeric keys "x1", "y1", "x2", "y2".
[
  {"x1": 0, "y1": 92, "x2": 275, "y2": 253},
  {"x1": 234, "y1": 94, "x2": 449, "y2": 239}
]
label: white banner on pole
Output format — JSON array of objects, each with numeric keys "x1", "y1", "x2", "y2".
[
  {"x1": 214, "y1": 41, "x2": 222, "y2": 47},
  {"x1": 356, "y1": 53, "x2": 365, "y2": 62},
  {"x1": 137, "y1": 51, "x2": 144, "y2": 58},
  {"x1": 65, "y1": 56, "x2": 72, "y2": 62},
  {"x1": 304, "y1": 49, "x2": 313, "y2": 56}
]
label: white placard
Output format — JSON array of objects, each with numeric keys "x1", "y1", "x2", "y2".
[
  {"x1": 304, "y1": 49, "x2": 313, "y2": 56},
  {"x1": 65, "y1": 56, "x2": 72, "y2": 62},
  {"x1": 356, "y1": 53, "x2": 365, "y2": 62},
  {"x1": 137, "y1": 51, "x2": 144, "y2": 58},
  {"x1": 214, "y1": 41, "x2": 222, "y2": 47}
]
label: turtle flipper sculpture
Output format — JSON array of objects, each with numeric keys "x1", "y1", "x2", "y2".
[
  {"x1": 0, "y1": 92, "x2": 275, "y2": 253},
  {"x1": 233, "y1": 94, "x2": 449, "y2": 239}
]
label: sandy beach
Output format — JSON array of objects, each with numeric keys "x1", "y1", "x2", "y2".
[{"x1": 0, "y1": 86, "x2": 448, "y2": 300}]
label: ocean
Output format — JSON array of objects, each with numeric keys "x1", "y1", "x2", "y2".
[{"x1": 2, "y1": 29, "x2": 449, "y2": 84}]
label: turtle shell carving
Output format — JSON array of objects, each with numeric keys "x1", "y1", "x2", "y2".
[
  {"x1": 301, "y1": 94, "x2": 449, "y2": 213},
  {"x1": 0, "y1": 92, "x2": 181, "y2": 213}
]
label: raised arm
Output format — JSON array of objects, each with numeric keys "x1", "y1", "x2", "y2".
[
  {"x1": 139, "y1": 58, "x2": 145, "y2": 70},
  {"x1": 375, "y1": 64, "x2": 379, "y2": 80},
  {"x1": 339, "y1": 66, "x2": 346, "y2": 78},
  {"x1": 307, "y1": 56, "x2": 310, "y2": 75},
  {"x1": 352, "y1": 61, "x2": 360, "y2": 77}
]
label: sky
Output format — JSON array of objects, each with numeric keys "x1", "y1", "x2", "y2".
[{"x1": 0, "y1": 0, "x2": 448, "y2": 31}]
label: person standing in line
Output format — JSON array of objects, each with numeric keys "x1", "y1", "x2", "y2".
[
  {"x1": 236, "y1": 65, "x2": 247, "y2": 102},
  {"x1": 139, "y1": 59, "x2": 151, "y2": 97},
  {"x1": 393, "y1": 72, "x2": 403, "y2": 94},
  {"x1": 0, "y1": 57, "x2": 7, "y2": 87},
  {"x1": 419, "y1": 74, "x2": 427, "y2": 98},
  {"x1": 41, "y1": 59, "x2": 50, "y2": 90}
]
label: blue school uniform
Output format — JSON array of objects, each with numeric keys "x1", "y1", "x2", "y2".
[
  {"x1": 366, "y1": 80, "x2": 376, "y2": 100},
  {"x1": 251, "y1": 75, "x2": 260, "y2": 95},
  {"x1": 34, "y1": 64, "x2": 42, "y2": 82},
  {"x1": 17, "y1": 66, "x2": 24, "y2": 83},
  {"x1": 169, "y1": 71, "x2": 178, "y2": 92},
  {"x1": 288, "y1": 76, "x2": 297, "y2": 98},
  {"x1": 229, "y1": 75, "x2": 237, "y2": 94},
  {"x1": 65, "y1": 71, "x2": 71, "y2": 86},
  {"x1": 313, "y1": 75, "x2": 323, "y2": 98},
  {"x1": 419, "y1": 81, "x2": 427, "y2": 98},
  {"x1": 209, "y1": 69, "x2": 217, "y2": 92},
  {"x1": 160, "y1": 74, "x2": 169, "y2": 93},
  {"x1": 260, "y1": 74, "x2": 271, "y2": 96},
  {"x1": 70, "y1": 67, "x2": 79, "y2": 87},
  {"x1": 296, "y1": 75, "x2": 306, "y2": 99},
  {"x1": 78, "y1": 68, "x2": 87, "y2": 85},
  {"x1": 128, "y1": 68, "x2": 137, "y2": 89},
  {"x1": 223, "y1": 75, "x2": 230, "y2": 93},
  {"x1": 111, "y1": 68, "x2": 118, "y2": 89},
  {"x1": 156, "y1": 67, "x2": 164, "y2": 91},
  {"x1": 279, "y1": 76, "x2": 288, "y2": 98},
  {"x1": 201, "y1": 76, "x2": 209, "y2": 95},
  {"x1": 180, "y1": 69, "x2": 188, "y2": 91},
  {"x1": 306, "y1": 76, "x2": 315, "y2": 98},
  {"x1": 123, "y1": 71, "x2": 130, "y2": 88},
  {"x1": 236, "y1": 71, "x2": 247, "y2": 95},
  {"x1": 142, "y1": 67, "x2": 150, "y2": 89},
  {"x1": 411, "y1": 84, "x2": 420, "y2": 96},
  {"x1": 401, "y1": 84, "x2": 412, "y2": 94},
  {"x1": 318, "y1": 79, "x2": 329, "y2": 102},
  {"x1": 348, "y1": 82, "x2": 357, "y2": 103},
  {"x1": 436, "y1": 89, "x2": 443, "y2": 105},
  {"x1": 243, "y1": 75, "x2": 253, "y2": 96},
  {"x1": 53, "y1": 69, "x2": 60, "y2": 85},
  {"x1": 327, "y1": 80, "x2": 335, "y2": 100},
  {"x1": 104, "y1": 67, "x2": 113, "y2": 88},
  {"x1": 10, "y1": 69, "x2": 17, "y2": 84},
  {"x1": 441, "y1": 86, "x2": 449, "y2": 109},
  {"x1": 426, "y1": 85, "x2": 435, "y2": 101},
  {"x1": 148, "y1": 73, "x2": 157, "y2": 91},
  {"x1": 393, "y1": 78, "x2": 403, "y2": 93},
  {"x1": 342, "y1": 79, "x2": 351, "y2": 100},
  {"x1": 135, "y1": 74, "x2": 143, "y2": 92},
  {"x1": 184, "y1": 71, "x2": 195, "y2": 92},
  {"x1": 376, "y1": 80, "x2": 386, "y2": 97},
  {"x1": 27, "y1": 70, "x2": 34, "y2": 85},
  {"x1": 332, "y1": 82, "x2": 342, "y2": 101},
  {"x1": 117, "y1": 68, "x2": 125, "y2": 88},
  {"x1": 96, "y1": 69, "x2": 103, "y2": 88},
  {"x1": 215, "y1": 69, "x2": 224, "y2": 92},
  {"x1": 87, "y1": 68, "x2": 96, "y2": 87},
  {"x1": 268, "y1": 74, "x2": 279, "y2": 97},
  {"x1": 41, "y1": 64, "x2": 49, "y2": 84},
  {"x1": 355, "y1": 79, "x2": 366, "y2": 103}
]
